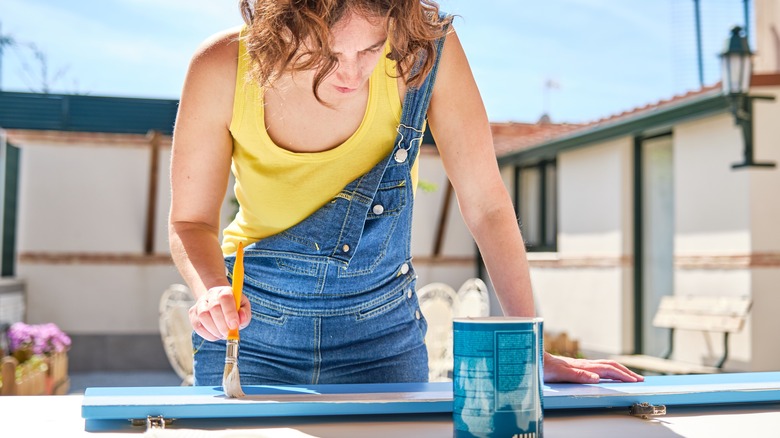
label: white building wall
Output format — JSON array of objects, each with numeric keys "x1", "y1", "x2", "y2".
[
  {"x1": 754, "y1": 0, "x2": 780, "y2": 74},
  {"x1": 749, "y1": 85, "x2": 780, "y2": 370},
  {"x1": 532, "y1": 138, "x2": 634, "y2": 355},
  {"x1": 668, "y1": 88, "x2": 780, "y2": 371},
  {"x1": 750, "y1": 86, "x2": 780, "y2": 254},
  {"x1": 558, "y1": 139, "x2": 631, "y2": 256},
  {"x1": 12, "y1": 139, "x2": 477, "y2": 336},
  {"x1": 411, "y1": 150, "x2": 478, "y2": 295},
  {"x1": 673, "y1": 113, "x2": 753, "y2": 369},
  {"x1": 751, "y1": 269, "x2": 780, "y2": 370},
  {"x1": 13, "y1": 137, "x2": 184, "y2": 334},
  {"x1": 20, "y1": 264, "x2": 180, "y2": 333},
  {"x1": 10, "y1": 90, "x2": 780, "y2": 372},
  {"x1": 17, "y1": 143, "x2": 149, "y2": 253},
  {"x1": 511, "y1": 105, "x2": 779, "y2": 369},
  {"x1": 531, "y1": 268, "x2": 629, "y2": 354},
  {"x1": 673, "y1": 113, "x2": 750, "y2": 367},
  {"x1": 674, "y1": 114, "x2": 751, "y2": 255}
]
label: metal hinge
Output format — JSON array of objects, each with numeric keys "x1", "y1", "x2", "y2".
[
  {"x1": 629, "y1": 402, "x2": 667, "y2": 419},
  {"x1": 129, "y1": 415, "x2": 175, "y2": 430}
]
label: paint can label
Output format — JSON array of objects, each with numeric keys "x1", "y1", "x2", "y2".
[{"x1": 453, "y1": 317, "x2": 544, "y2": 438}]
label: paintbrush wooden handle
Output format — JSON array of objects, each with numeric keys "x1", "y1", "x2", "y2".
[{"x1": 228, "y1": 242, "x2": 244, "y2": 341}]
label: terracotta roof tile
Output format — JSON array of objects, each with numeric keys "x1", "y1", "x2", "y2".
[
  {"x1": 491, "y1": 121, "x2": 584, "y2": 156},
  {"x1": 492, "y1": 83, "x2": 723, "y2": 157}
]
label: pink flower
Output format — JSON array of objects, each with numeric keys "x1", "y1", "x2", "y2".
[{"x1": 7, "y1": 322, "x2": 71, "y2": 355}]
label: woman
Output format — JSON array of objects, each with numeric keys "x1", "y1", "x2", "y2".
[{"x1": 169, "y1": 0, "x2": 642, "y2": 385}]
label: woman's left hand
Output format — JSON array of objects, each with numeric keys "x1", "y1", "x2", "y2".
[{"x1": 543, "y1": 352, "x2": 644, "y2": 383}]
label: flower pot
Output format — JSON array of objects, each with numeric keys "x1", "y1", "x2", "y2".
[
  {"x1": 0, "y1": 356, "x2": 47, "y2": 396},
  {"x1": 45, "y1": 351, "x2": 70, "y2": 395}
]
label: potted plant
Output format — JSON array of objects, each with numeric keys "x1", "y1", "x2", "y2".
[{"x1": 1, "y1": 322, "x2": 71, "y2": 395}]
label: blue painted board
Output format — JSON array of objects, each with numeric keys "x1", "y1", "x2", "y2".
[
  {"x1": 82, "y1": 382, "x2": 453, "y2": 421},
  {"x1": 544, "y1": 371, "x2": 780, "y2": 409},
  {"x1": 81, "y1": 372, "x2": 780, "y2": 421}
]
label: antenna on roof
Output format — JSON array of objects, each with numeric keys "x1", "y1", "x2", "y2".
[
  {"x1": 691, "y1": 0, "x2": 753, "y2": 89},
  {"x1": 693, "y1": 0, "x2": 704, "y2": 88},
  {"x1": 541, "y1": 78, "x2": 560, "y2": 124}
]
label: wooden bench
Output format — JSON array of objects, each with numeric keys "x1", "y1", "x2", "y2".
[
  {"x1": 612, "y1": 295, "x2": 752, "y2": 375},
  {"x1": 545, "y1": 331, "x2": 581, "y2": 358}
]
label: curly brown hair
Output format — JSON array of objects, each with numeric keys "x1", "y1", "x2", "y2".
[{"x1": 238, "y1": 0, "x2": 451, "y2": 103}]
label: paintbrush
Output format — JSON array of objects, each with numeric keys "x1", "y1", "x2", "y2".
[{"x1": 223, "y1": 241, "x2": 246, "y2": 398}]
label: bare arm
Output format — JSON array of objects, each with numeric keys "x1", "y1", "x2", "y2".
[
  {"x1": 427, "y1": 30, "x2": 534, "y2": 318},
  {"x1": 427, "y1": 29, "x2": 642, "y2": 383},
  {"x1": 169, "y1": 28, "x2": 249, "y2": 341}
]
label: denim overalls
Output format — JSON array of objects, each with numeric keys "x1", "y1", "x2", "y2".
[{"x1": 193, "y1": 29, "x2": 448, "y2": 386}]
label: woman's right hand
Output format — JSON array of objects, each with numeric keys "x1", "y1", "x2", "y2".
[
  {"x1": 189, "y1": 286, "x2": 252, "y2": 341},
  {"x1": 170, "y1": 28, "x2": 246, "y2": 342}
]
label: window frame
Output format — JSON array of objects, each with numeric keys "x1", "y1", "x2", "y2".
[{"x1": 513, "y1": 159, "x2": 557, "y2": 252}]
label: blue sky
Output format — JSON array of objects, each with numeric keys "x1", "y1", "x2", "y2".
[{"x1": 1, "y1": 0, "x2": 751, "y2": 123}]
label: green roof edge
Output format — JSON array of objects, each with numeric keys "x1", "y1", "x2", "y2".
[{"x1": 497, "y1": 90, "x2": 730, "y2": 166}]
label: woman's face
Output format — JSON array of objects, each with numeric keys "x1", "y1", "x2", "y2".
[{"x1": 318, "y1": 11, "x2": 388, "y2": 99}]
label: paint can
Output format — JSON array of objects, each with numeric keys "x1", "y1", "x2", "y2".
[{"x1": 452, "y1": 317, "x2": 544, "y2": 438}]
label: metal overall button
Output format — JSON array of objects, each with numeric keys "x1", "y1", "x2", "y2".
[
  {"x1": 342, "y1": 244, "x2": 350, "y2": 252},
  {"x1": 395, "y1": 123, "x2": 422, "y2": 163},
  {"x1": 400, "y1": 263, "x2": 409, "y2": 275},
  {"x1": 372, "y1": 204, "x2": 385, "y2": 215}
]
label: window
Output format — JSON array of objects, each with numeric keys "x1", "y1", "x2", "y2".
[{"x1": 514, "y1": 160, "x2": 557, "y2": 252}]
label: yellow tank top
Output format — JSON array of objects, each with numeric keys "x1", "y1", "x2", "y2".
[{"x1": 222, "y1": 30, "x2": 419, "y2": 255}]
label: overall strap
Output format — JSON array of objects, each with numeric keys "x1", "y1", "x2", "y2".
[
  {"x1": 330, "y1": 20, "x2": 451, "y2": 263},
  {"x1": 394, "y1": 16, "x2": 451, "y2": 165}
]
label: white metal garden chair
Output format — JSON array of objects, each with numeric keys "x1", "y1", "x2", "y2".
[
  {"x1": 158, "y1": 284, "x2": 195, "y2": 386},
  {"x1": 456, "y1": 278, "x2": 490, "y2": 318},
  {"x1": 417, "y1": 282, "x2": 459, "y2": 382},
  {"x1": 417, "y1": 278, "x2": 491, "y2": 382}
]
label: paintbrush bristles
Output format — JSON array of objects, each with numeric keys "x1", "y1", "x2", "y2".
[
  {"x1": 223, "y1": 339, "x2": 245, "y2": 398},
  {"x1": 223, "y1": 362, "x2": 245, "y2": 398}
]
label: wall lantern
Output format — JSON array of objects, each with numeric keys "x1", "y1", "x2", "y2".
[{"x1": 719, "y1": 26, "x2": 775, "y2": 169}]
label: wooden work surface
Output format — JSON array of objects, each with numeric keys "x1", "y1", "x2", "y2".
[{"x1": 55, "y1": 372, "x2": 780, "y2": 437}]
